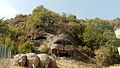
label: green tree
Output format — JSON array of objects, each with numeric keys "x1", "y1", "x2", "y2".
[
  {"x1": 9, "y1": 41, "x2": 17, "y2": 54},
  {"x1": 83, "y1": 20, "x2": 119, "y2": 50},
  {"x1": 68, "y1": 22, "x2": 85, "y2": 44},
  {"x1": 95, "y1": 45, "x2": 120, "y2": 66},
  {"x1": 26, "y1": 14, "x2": 44, "y2": 29},
  {"x1": 32, "y1": 5, "x2": 47, "y2": 14},
  {"x1": 26, "y1": 6, "x2": 60, "y2": 30}
]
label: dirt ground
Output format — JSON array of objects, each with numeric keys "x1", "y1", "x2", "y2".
[
  {"x1": 7, "y1": 58, "x2": 120, "y2": 68},
  {"x1": 56, "y1": 57, "x2": 97, "y2": 68},
  {"x1": 106, "y1": 64, "x2": 120, "y2": 68}
]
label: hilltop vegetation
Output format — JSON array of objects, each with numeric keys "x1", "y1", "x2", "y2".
[{"x1": 1, "y1": 5, "x2": 120, "y2": 66}]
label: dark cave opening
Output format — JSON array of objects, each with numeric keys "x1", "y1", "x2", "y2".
[
  {"x1": 54, "y1": 39, "x2": 72, "y2": 45},
  {"x1": 34, "y1": 36, "x2": 46, "y2": 40}
]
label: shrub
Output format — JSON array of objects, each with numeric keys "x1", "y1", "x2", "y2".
[
  {"x1": 9, "y1": 41, "x2": 17, "y2": 54},
  {"x1": 18, "y1": 41, "x2": 35, "y2": 53},
  {"x1": 95, "y1": 45, "x2": 120, "y2": 67},
  {"x1": 39, "y1": 45, "x2": 49, "y2": 53},
  {"x1": 81, "y1": 46, "x2": 94, "y2": 58}
]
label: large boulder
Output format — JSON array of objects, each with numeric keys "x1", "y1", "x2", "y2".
[
  {"x1": 37, "y1": 54, "x2": 51, "y2": 68},
  {"x1": 26, "y1": 53, "x2": 40, "y2": 68},
  {"x1": 49, "y1": 38, "x2": 74, "y2": 57},
  {"x1": 114, "y1": 28, "x2": 120, "y2": 39},
  {"x1": 50, "y1": 44, "x2": 63, "y2": 50},
  {"x1": 64, "y1": 45, "x2": 74, "y2": 51},
  {"x1": 48, "y1": 54, "x2": 57, "y2": 68},
  {"x1": 13, "y1": 54, "x2": 27, "y2": 66}
]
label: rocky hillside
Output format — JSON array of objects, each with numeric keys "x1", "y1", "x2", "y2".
[{"x1": 0, "y1": 5, "x2": 120, "y2": 67}]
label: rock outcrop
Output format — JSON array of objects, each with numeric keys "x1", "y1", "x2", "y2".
[
  {"x1": 13, "y1": 53, "x2": 57, "y2": 68},
  {"x1": 48, "y1": 54, "x2": 57, "y2": 68},
  {"x1": 13, "y1": 54, "x2": 27, "y2": 66},
  {"x1": 49, "y1": 38, "x2": 74, "y2": 57},
  {"x1": 26, "y1": 53, "x2": 40, "y2": 68},
  {"x1": 37, "y1": 54, "x2": 51, "y2": 68}
]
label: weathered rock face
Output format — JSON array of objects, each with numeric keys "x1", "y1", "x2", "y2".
[
  {"x1": 114, "y1": 28, "x2": 120, "y2": 39},
  {"x1": 27, "y1": 29, "x2": 47, "y2": 47},
  {"x1": 13, "y1": 53, "x2": 57, "y2": 68},
  {"x1": 26, "y1": 53, "x2": 40, "y2": 68},
  {"x1": 50, "y1": 38, "x2": 75, "y2": 57},
  {"x1": 14, "y1": 53, "x2": 57, "y2": 68},
  {"x1": 51, "y1": 44, "x2": 64, "y2": 50},
  {"x1": 48, "y1": 54, "x2": 57, "y2": 68},
  {"x1": 54, "y1": 38, "x2": 72, "y2": 45},
  {"x1": 27, "y1": 32, "x2": 75, "y2": 57},
  {"x1": 64, "y1": 45, "x2": 74, "y2": 51},
  {"x1": 13, "y1": 54, "x2": 27, "y2": 66},
  {"x1": 37, "y1": 54, "x2": 51, "y2": 68}
]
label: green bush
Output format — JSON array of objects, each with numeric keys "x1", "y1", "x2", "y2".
[
  {"x1": 39, "y1": 45, "x2": 49, "y2": 53},
  {"x1": 18, "y1": 41, "x2": 35, "y2": 53},
  {"x1": 95, "y1": 45, "x2": 120, "y2": 66},
  {"x1": 81, "y1": 46, "x2": 94, "y2": 58}
]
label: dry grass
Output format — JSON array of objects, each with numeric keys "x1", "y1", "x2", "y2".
[
  {"x1": 105, "y1": 64, "x2": 120, "y2": 68},
  {"x1": 11, "y1": 59, "x2": 26, "y2": 68},
  {"x1": 0, "y1": 58, "x2": 12, "y2": 68},
  {"x1": 56, "y1": 57, "x2": 96, "y2": 68}
]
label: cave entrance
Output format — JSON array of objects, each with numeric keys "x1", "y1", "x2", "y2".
[
  {"x1": 59, "y1": 51, "x2": 71, "y2": 57},
  {"x1": 34, "y1": 36, "x2": 46, "y2": 40}
]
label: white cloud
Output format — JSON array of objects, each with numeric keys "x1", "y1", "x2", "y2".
[{"x1": 0, "y1": 4, "x2": 17, "y2": 19}]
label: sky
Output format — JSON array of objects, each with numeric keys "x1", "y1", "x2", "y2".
[{"x1": 0, "y1": 0, "x2": 120, "y2": 20}]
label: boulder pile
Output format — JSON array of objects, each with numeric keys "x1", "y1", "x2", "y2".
[{"x1": 13, "y1": 53, "x2": 57, "y2": 68}]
